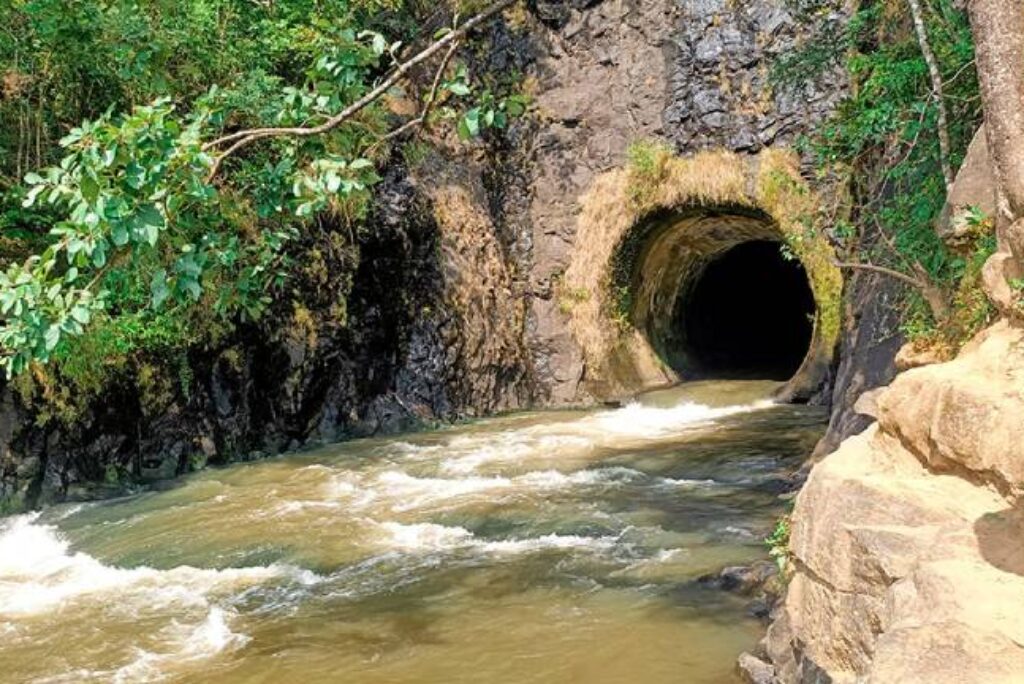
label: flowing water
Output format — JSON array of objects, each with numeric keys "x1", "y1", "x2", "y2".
[{"x1": 0, "y1": 380, "x2": 825, "y2": 683}]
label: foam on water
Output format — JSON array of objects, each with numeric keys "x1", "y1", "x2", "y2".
[
  {"x1": 434, "y1": 399, "x2": 774, "y2": 475},
  {"x1": 0, "y1": 514, "x2": 312, "y2": 617},
  {"x1": 371, "y1": 520, "x2": 619, "y2": 557},
  {"x1": 1, "y1": 387, "x2": 805, "y2": 683},
  {"x1": 0, "y1": 514, "x2": 323, "y2": 682}
]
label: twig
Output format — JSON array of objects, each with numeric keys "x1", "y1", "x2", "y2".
[
  {"x1": 834, "y1": 261, "x2": 928, "y2": 289},
  {"x1": 835, "y1": 259, "x2": 950, "y2": 321},
  {"x1": 366, "y1": 33, "x2": 462, "y2": 154}
]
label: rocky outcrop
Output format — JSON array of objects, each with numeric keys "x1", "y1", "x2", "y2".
[
  {"x1": 0, "y1": 157, "x2": 532, "y2": 510},
  {"x1": 665, "y1": 0, "x2": 848, "y2": 153},
  {"x1": 811, "y1": 271, "x2": 905, "y2": 460},
  {"x1": 517, "y1": 0, "x2": 674, "y2": 403},
  {"x1": 767, "y1": 320, "x2": 1024, "y2": 682}
]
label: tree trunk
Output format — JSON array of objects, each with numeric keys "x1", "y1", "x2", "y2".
[
  {"x1": 969, "y1": 0, "x2": 1024, "y2": 315},
  {"x1": 970, "y1": 0, "x2": 1024, "y2": 224}
]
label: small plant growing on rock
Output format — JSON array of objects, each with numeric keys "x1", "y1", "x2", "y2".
[
  {"x1": 625, "y1": 140, "x2": 674, "y2": 209},
  {"x1": 765, "y1": 515, "x2": 792, "y2": 574}
]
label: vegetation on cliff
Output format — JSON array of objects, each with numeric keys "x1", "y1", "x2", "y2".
[
  {"x1": 776, "y1": 0, "x2": 992, "y2": 356},
  {"x1": 0, "y1": 0, "x2": 522, "y2": 422}
]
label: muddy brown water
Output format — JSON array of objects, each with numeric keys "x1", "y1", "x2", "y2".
[{"x1": 0, "y1": 380, "x2": 825, "y2": 683}]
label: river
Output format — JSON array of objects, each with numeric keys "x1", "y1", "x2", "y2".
[{"x1": 0, "y1": 380, "x2": 825, "y2": 683}]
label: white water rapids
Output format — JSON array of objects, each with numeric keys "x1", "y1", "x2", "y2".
[{"x1": 0, "y1": 380, "x2": 825, "y2": 683}]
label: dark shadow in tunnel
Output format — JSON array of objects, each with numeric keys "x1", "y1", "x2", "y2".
[{"x1": 676, "y1": 240, "x2": 815, "y2": 380}]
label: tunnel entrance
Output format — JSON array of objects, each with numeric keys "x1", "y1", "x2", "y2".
[{"x1": 675, "y1": 240, "x2": 815, "y2": 380}]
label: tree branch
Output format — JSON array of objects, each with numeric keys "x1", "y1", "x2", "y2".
[
  {"x1": 203, "y1": 0, "x2": 516, "y2": 180},
  {"x1": 366, "y1": 34, "x2": 462, "y2": 153},
  {"x1": 835, "y1": 260, "x2": 950, "y2": 321},
  {"x1": 835, "y1": 261, "x2": 929, "y2": 289},
  {"x1": 907, "y1": 0, "x2": 954, "y2": 189}
]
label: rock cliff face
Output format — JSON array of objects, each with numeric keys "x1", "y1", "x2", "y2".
[{"x1": 766, "y1": 321, "x2": 1024, "y2": 683}]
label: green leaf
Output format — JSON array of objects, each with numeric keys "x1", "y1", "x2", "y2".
[
  {"x1": 92, "y1": 241, "x2": 107, "y2": 268},
  {"x1": 44, "y1": 325, "x2": 61, "y2": 352},
  {"x1": 134, "y1": 204, "x2": 165, "y2": 246},
  {"x1": 81, "y1": 175, "x2": 101, "y2": 204},
  {"x1": 150, "y1": 269, "x2": 170, "y2": 308},
  {"x1": 181, "y1": 276, "x2": 202, "y2": 301},
  {"x1": 71, "y1": 305, "x2": 91, "y2": 325},
  {"x1": 22, "y1": 185, "x2": 46, "y2": 208},
  {"x1": 463, "y1": 108, "x2": 481, "y2": 138},
  {"x1": 111, "y1": 222, "x2": 129, "y2": 247},
  {"x1": 505, "y1": 96, "x2": 528, "y2": 117},
  {"x1": 24, "y1": 172, "x2": 45, "y2": 185},
  {"x1": 447, "y1": 82, "x2": 471, "y2": 97}
]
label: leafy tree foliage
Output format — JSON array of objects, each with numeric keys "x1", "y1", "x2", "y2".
[{"x1": 0, "y1": 0, "x2": 524, "y2": 379}]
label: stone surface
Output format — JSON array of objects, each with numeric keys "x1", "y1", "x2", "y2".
[
  {"x1": 510, "y1": 0, "x2": 849, "y2": 404},
  {"x1": 769, "y1": 321, "x2": 1024, "y2": 682},
  {"x1": 518, "y1": 0, "x2": 675, "y2": 403},
  {"x1": 0, "y1": 1, "x2": 853, "y2": 505},
  {"x1": 878, "y1": 321, "x2": 1024, "y2": 497},
  {"x1": 893, "y1": 341, "x2": 947, "y2": 371},
  {"x1": 811, "y1": 270, "x2": 904, "y2": 460},
  {"x1": 737, "y1": 652, "x2": 778, "y2": 684},
  {"x1": 938, "y1": 126, "x2": 998, "y2": 248}
]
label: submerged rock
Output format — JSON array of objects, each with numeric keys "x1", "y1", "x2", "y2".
[{"x1": 700, "y1": 560, "x2": 778, "y2": 596}]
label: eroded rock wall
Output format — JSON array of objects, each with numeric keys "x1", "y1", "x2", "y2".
[{"x1": 0, "y1": 0, "x2": 858, "y2": 508}]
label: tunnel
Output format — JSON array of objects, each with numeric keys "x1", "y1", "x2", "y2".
[
  {"x1": 675, "y1": 240, "x2": 815, "y2": 379},
  {"x1": 613, "y1": 209, "x2": 822, "y2": 386},
  {"x1": 563, "y1": 150, "x2": 841, "y2": 400}
]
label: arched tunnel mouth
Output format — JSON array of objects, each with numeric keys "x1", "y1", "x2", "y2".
[
  {"x1": 616, "y1": 209, "x2": 822, "y2": 386},
  {"x1": 674, "y1": 240, "x2": 815, "y2": 380}
]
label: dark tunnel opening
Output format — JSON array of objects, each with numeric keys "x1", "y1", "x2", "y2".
[{"x1": 676, "y1": 240, "x2": 815, "y2": 380}]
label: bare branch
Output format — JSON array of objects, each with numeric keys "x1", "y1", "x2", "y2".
[
  {"x1": 835, "y1": 261, "x2": 929, "y2": 290},
  {"x1": 203, "y1": 0, "x2": 517, "y2": 180},
  {"x1": 835, "y1": 260, "x2": 949, "y2": 321},
  {"x1": 367, "y1": 34, "x2": 462, "y2": 154},
  {"x1": 907, "y1": 0, "x2": 954, "y2": 189}
]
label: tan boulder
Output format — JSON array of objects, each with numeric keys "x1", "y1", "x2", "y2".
[
  {"x1": 937, "y1": 126, "x2": 997, "y2": 249},
  {"x1": 878, "y1": 320, "x2": 1024, "y2": 497}
]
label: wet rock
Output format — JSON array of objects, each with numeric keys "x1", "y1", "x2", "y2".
[
  {"x1": 736, "y1": 652, "x2": 777, "y2": 684},
  {"x1": 700, "y1": 560, "x2": 777, "y2": 595},
  {"x1": 140, "y1": 441, "x2": 183, "y2": 482}
]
